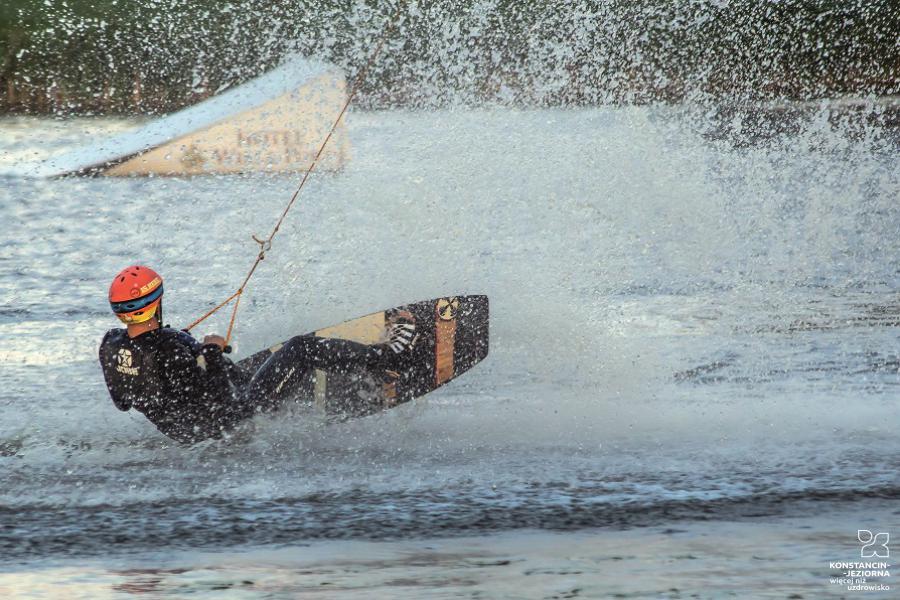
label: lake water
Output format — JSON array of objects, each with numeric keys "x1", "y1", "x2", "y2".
[{"x1": 0, "y1": 103, "x2": 898, "y2": 597}]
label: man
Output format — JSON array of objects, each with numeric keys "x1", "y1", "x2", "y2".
[{"x1": 99, "y1": 265, "x2": 415, "y2": 444}]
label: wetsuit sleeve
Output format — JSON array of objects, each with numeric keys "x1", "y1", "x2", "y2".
[
  {"x1": 200, "y1": 342, "x2": 252, "y2": 388},
  {"x1": 199, "y1": 344, "x2": 230, "y2": 371},
  {"x1": 106, "y1": 376, "x2": 132, "y2": 411},
  {"x1": 99, "y1": 330, "x2": 131, "y2": 411},
  {"x1": 159, "y1": 335, "x2": 236, "y2": 402}
]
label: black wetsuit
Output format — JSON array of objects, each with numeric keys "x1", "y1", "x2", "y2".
[{"x1": 99, "y1": 327, "x2": 386, "y2": 444}]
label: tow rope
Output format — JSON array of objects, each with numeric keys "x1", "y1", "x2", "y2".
[{"x1": 184, "y1": 14, "x2": 396, "y2": 348}]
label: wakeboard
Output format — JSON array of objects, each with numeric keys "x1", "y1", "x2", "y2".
[{"x1": 236, "y1": 295, "x2": 489, "y2": 418}]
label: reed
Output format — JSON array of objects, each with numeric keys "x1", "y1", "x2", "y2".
[{"x1": 1, "y1": 0, "x2": 898, "y2": 115}]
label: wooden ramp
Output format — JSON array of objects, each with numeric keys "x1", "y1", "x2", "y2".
[{"x1": 25, "y1": 56, "x2": 350, "y2": 177}]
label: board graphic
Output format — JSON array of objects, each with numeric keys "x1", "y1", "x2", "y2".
[{"x1": 237, "y1": 295, "x2": 489, "y2": 418}]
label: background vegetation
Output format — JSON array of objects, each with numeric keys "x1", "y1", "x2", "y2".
[{"x1": 2, "y1": 0, "x2": 898, "y2": 114}]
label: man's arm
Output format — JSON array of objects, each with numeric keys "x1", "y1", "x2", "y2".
[
  {"x1": 160, "y1": 332, "x2": 237, "y2": 402},
  {"x1": 99, "y1": 331, "x2": 131, "y2": 411}
]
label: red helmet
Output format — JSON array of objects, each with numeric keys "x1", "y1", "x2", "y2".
[{"x1": 109, "y1": 265, "x2": 164, "y2": 324}]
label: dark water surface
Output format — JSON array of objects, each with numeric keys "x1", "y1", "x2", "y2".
[{"x1": 1, "y1": 106, "x2": 898, "y2": 572}]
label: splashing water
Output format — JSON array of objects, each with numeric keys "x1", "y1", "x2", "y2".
[
  {"x1": 0, "y1": 5, "x2": 898, "y2": 590},
  {"x1": 2, "y1": 100, "x2": 898, "y2": 563}
]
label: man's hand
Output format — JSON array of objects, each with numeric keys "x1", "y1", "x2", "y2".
[{"x1": 203, "y1": 334, "x2": 227, "y2": 350}]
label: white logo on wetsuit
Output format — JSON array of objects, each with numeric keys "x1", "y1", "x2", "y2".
[{"x1": 116, "y1": 348, "x2": 140, "y2": 376}]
